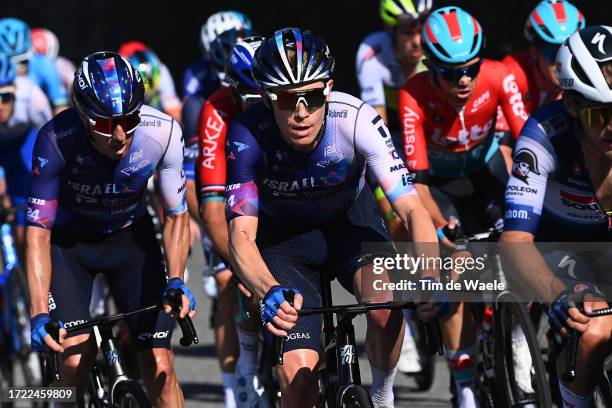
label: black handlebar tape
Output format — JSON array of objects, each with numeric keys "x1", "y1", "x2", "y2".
[
  {"x1": 44, "y1": 320, "x2": 61, "y2": 382},
  {"x1": 166, "y1": 288, "x2": 199, "y2": 346}
]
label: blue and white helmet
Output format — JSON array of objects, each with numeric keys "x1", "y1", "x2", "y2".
[
  {"x1": 0, "y1": 54, "x2": 16, "y2": 86},
  {"x1": 225, "y1": 35, "x2": 265, "y2": 94},
  {"x1": 72, "y1": 51, "x2": 145, "y2": 118},
  {"x1": 0, "y1": 18, "x2": 32, "y2": 64},
  {"x1": 252, "y1": 28, "x2": 334, "y2": 89},
  {"x1": 200, "y1": 11, "x2": 252, "y2": 56}
]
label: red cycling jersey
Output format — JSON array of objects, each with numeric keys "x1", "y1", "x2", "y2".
[
  {"x1": 495, "y1": 51, "x2": 562, "y2": 132},
  {"x1": 399, "y1": 59, "x2": 528, "y2": 179},
  {"x1": 197, "y1": 86, "x2": 239, "y2": 201}
]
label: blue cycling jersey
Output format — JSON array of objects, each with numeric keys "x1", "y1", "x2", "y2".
[
  {"x1": 27, "y1": 105, "x2": 187, "y2": 235},
  {"x1": 225, "y1": 91, "x2": 416, "y2": 225},
  {"x1": 504, "y1": 100, "x2": 611, "y2": 241},
  {"x1": 27, "y1": 54, "x2": 69, "y2": 108},
  {"x1": 181, "y1": 58, "x2": 220, "y2": 99}
]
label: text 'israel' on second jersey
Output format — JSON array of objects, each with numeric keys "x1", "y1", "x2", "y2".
[
  {"x1": 225, "y1": 91, "x2": 417, "y2": 225},
  {"x1": 495, "y1": 51, "x2": 563, "y2": 133},
  {"x1": 27, "y1": 105, "x2": 187, "y2": 235},
  {"x1": 399, "y1": 59, "x2": 528, "y2": 180},
  {"x1": 197, "y1": 86, "x2": 239, "y2": 202},
  {"x1": 504, "y1": 101, "x2": 610, "y2": 242},
  {"x1": 356, "y1": 30, "x2": 426, "y2": 131}
]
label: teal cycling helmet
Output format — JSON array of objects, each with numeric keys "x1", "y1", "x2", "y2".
[
  {"x1": 525, "y1": 0, "x2": 585, "y2": 45},
  {"x1": 0, "y1": 18, "x2": 32, "y2": 64},
  {"x1": 422, "y1": 6, "x2": 483, "y2": 64},
  {"x1": 0, "y1": 54, "x2": 16, "y2": 86}
]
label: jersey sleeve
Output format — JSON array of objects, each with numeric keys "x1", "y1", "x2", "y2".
[
  {"x1": 197, "y1": 98, "x2": 227, "y2": 202},
  {"x1": 158, "y1": 63, "x2": 181, "y2": 110},
  {"x1": 355, "y1": 102, "x2": 417, "y2": 203},
  {"x1": 504, "y1": 118, "x2": 556, "y2": 234},
  {"x1": 28, "y1": 83, "x2": 53, "y2": 129},
  {"x1": 495, "y1": 62, "x2": 528, "y2": 138},
  {"x1": 356, "y1": 42, "x2": 388, "y2": 108},
  {"x1": 181, "y1": 95, "x2": 205, "y2": 180},
  {"x1": 158, "y1": 120, "x2": 187, "y2": 215},
  {"x1": 31, "y1": 55, "x2": 69, "y2": 108},
  {"x1": 225, "y1": 121, "x2": 261, "y2": 219},
  {"x1": 398, "y1": 85, "x2": 429, "y2": 183},
  {"x1": 27, "y1": 125, "x2": 64, "y2": 229}
]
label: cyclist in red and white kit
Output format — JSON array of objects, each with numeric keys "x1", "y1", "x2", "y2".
[
  {"x1": 197, "y1": 36, "x2": 267, "y2": 408},
  {"x1": 399, "y1": 7, "x2": 528, "y2": 407},
  {"x1": 495, "y1": 0, "x2": 585, "y2": 142}
]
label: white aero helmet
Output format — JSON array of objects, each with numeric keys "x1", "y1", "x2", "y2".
[
  {"x1": 556, "y1": 25, "x2": 612, "y2": 103},
  {"x1": 199, "y1": 11, "x2": 252, "y2": 56}
]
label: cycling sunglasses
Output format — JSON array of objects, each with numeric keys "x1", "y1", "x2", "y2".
[
  {"x1": 88, "y1": 112, "x2": 141, "y2": 137},
  {"x1": 431, "y1": 58, "x2": 483, "y2": 82},
  {"x1": 267, "y1": 83, "x2": 330, "y2": 113},
  {"x1": 539, "y1": 44, "x2": 560, "y2": 65},
  {"x1": 0, "y1": 92, "x2": 15, "y2": 104},
  {"x1": 578, "y1": 104, "x2": 612, "y2": 128}
]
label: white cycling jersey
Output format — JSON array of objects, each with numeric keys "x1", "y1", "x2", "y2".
[{"x1": 11, "y1": 75, "x2": 53, "y2": 129}]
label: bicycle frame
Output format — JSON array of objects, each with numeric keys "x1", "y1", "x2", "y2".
[{"x1": 0, "y1": 222, "x2": 25, "y2": 354}]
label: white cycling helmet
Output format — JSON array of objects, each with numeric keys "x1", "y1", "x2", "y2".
[
  {"x1": 199, "y1": 11, "x2": 252, "y2": 55},
  {"x1": 556, "y1": 25, "x2": 612, "y2": 103}
]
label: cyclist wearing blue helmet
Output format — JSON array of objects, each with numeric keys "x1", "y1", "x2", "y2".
[
  {"x1": 0, "y1": 18, "x2": 69, "y2": 112},
  {"x1": 0, "y1": 53, "x2": 51, "y2": 258},
  {"x1": 496, "y1": 0, "x2": 586, "y2": 140},
  {"x1": 26, "y1": 51, "x2": 193, "y2": 407},
  {"x1": 400, "y1": 7, "x2": 529, "y2": 407},
  {"x1": 227, "y1": 27, "x2": 438, "y2": 407}
]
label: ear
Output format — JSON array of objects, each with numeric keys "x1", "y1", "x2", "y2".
[
  {"x1": 528, "y1": 44, "x2": 539, "y2": 62},
  {"x1": 259, "y1": 89, "x2": 271, "y2": 108},
  {"x1": 325, "y1": 80, "x2": 334, "y2": 100}
]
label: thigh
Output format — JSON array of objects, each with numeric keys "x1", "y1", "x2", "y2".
[
  {"x1": 49, "y1": 242, "x2": 95, "y2": 336},
  {"x1": 259, "y1": 226, "x2": 326, "y2": 353},
  {"x1": 104, "y1": 217, "x2": 175, "y2": 351}
]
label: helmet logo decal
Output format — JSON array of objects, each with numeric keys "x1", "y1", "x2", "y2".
[
  {"x1": 99, "y1": 57, "x2": 123, "y2": 115},
  {"x1": 442, "y1": 10, "x2": 462, "y2": 42},
  {"x1": 592, "y1": 32, "x2": 607, "y2": 55},
  {"x1": 550, "y1": 1, "x2": 567, "y2": 24}
]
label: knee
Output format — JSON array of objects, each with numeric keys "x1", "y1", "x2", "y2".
[
  {"x1": 367, "y1": 308, "x2": 402, "y2": 333},
  {"x1": 140, "y1": 349, "x2": 177, "y2": 391}
]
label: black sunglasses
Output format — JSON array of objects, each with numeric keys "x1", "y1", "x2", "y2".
[
  {"x1": 539, "y1": 44, "x2": 560, "y2": 65},
  {"x1": 0, "y1": 92, "x2": 15, "y2": 104},
  {"x1": 431, "y1": 58, "x2": 483, "y2": 82},
  {"x1": 267, "y1": 85, "x2": 329, "y2": 113}
]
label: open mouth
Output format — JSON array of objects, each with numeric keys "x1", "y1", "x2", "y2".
[{"x1": 290, "y1": 125, "x2": 311, "y2": 137}]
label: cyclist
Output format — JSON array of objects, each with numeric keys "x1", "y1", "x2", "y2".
[
  {"x1": 0, "y1": 18, "x2": 69, "y2": 112},
  {"x1": 197, "y1": 35, "x2": 267, "y2": 408},
  {"x1": 495, "y1": 0, "x2": 585, "y2": 146},
  {"x1": 30, "y1": 27, "x2": 76, "y2": 98},
  {"x1": 501, "y1": 26, "x2": 612, "y2": 408},
  {"x1": 26, "y1": 51, "x2": 194, "y2": 407},
  {"x1": 398, "y1": 6, "x2": 528, "y2": 406},
  {"x1": 119, "y1": 41, "x2": 182, "y2": 122},
  {"x1": 227, "y1": 27, "x2": 439, "y2": 408},
  {"x1": 0, "y1": 54, "x2": 52, "y2": 259},
  {"x1": 356, "y1": 0, "x2": 433, "y2": 375}
]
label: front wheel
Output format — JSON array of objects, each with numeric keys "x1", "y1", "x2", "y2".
[
  {"x1": 341, "y1": 385, "x2": 373, "y2": 408},
  {"x1": 111, "y1": 380, "x2": 151, "y2": 408}
]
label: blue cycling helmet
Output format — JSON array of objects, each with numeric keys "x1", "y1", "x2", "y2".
[
  {"x1": 0, "y1": 18, "x2": 32, "y2": 63},
  {"x1": 225, "y1": 35, "x2": 265, "y2": 94},
  {"x1": 524, "y1": 0, "x2": 585, "y2": 45},
  {"x1": 253, "y1": 28, "x2": 335, "y2": 89},
  {"x1": 422, "y1": 7, "x2": 483, "y2": 64},
  {"x1": 0, "y1": 54, "x2": 16, "y2": 86},
  {"x1": 72, "y1": 51, "x2": 144, "y2": 118},
  {"x1": 209, "y1": 27, "x2": 254, "y2": 78}
]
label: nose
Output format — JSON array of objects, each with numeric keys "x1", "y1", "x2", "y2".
[
  {"x1": 457, "y1": 75, "x2": 472, "y2": 87},
  {"x1": 412, "y1": 33, "x2": 421, "y2": 47},
  {"x1": 112, "y1": 124, "x2": 127, "y2": 142},
  {"x1": 294, "y1": 100, "x2": 310, "y2": 120}
]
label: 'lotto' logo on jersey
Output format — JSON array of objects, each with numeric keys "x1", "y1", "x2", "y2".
[{"x1": 502, "y1": 74, "x2": 528, "y2": 121}]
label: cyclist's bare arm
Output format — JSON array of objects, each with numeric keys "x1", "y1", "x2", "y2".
[
  {"x1": 373, "y1": 106, "x2": 388, "y2": 124},
  {"x1": 202, "y1": 200, "x2": 230, "y2": 261},
  {"x1": 414, "y1": 183, "x2": 448, "y2": 227}
]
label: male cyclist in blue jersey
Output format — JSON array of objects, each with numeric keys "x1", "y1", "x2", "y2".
[
  {"x1": 0, "y1": 54, "x2": 52, "y2": 259},
  {"x1": 502, "y1": 26, "x2": 612, "y2": 408},
  {"x1": 226, "y1": 28, "x2": 440, "y2": 408},
  {"x1": 0, "y1": 18, "x2": 68, "y2": 113},
  {"x1": 26, "y1": 52, "x2": 194, "y2": 407}
]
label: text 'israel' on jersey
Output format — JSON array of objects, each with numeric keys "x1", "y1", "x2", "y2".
[
  {"x1": 503, "y1": 101, "x2": 610, "y2": 241},
  {"x1": 399, "y1": 59, "x2": 528, "y2": 180},
  {"x1": 225, "y1": 91, "x2": 416, "y2": 225},
  {"x1": 197, "y1": 86, "x2": 239, "y2": 202},
  {"x1": 27, "y1": 105, "x2": 187, "y2": 235}
]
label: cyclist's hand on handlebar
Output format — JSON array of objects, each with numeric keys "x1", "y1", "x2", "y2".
[
  {"x1": 31, "y1": 313, "x2": 66, "y2": 353},
  {"x1": 437, "y1": 217, "x2": 461, "y2": 249},
  {"x1": 416, "y1": 277, "x2": 450, "y2": 322},
  {"x1": 547, "y1": 288, "x2": 603, "y2": 336},
  {"x1": 163, "y1": 277, "x2": 197, "y2": 319},
  {"x1": 259, "y1": 285, "x2": 303, "y2": 337}
]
